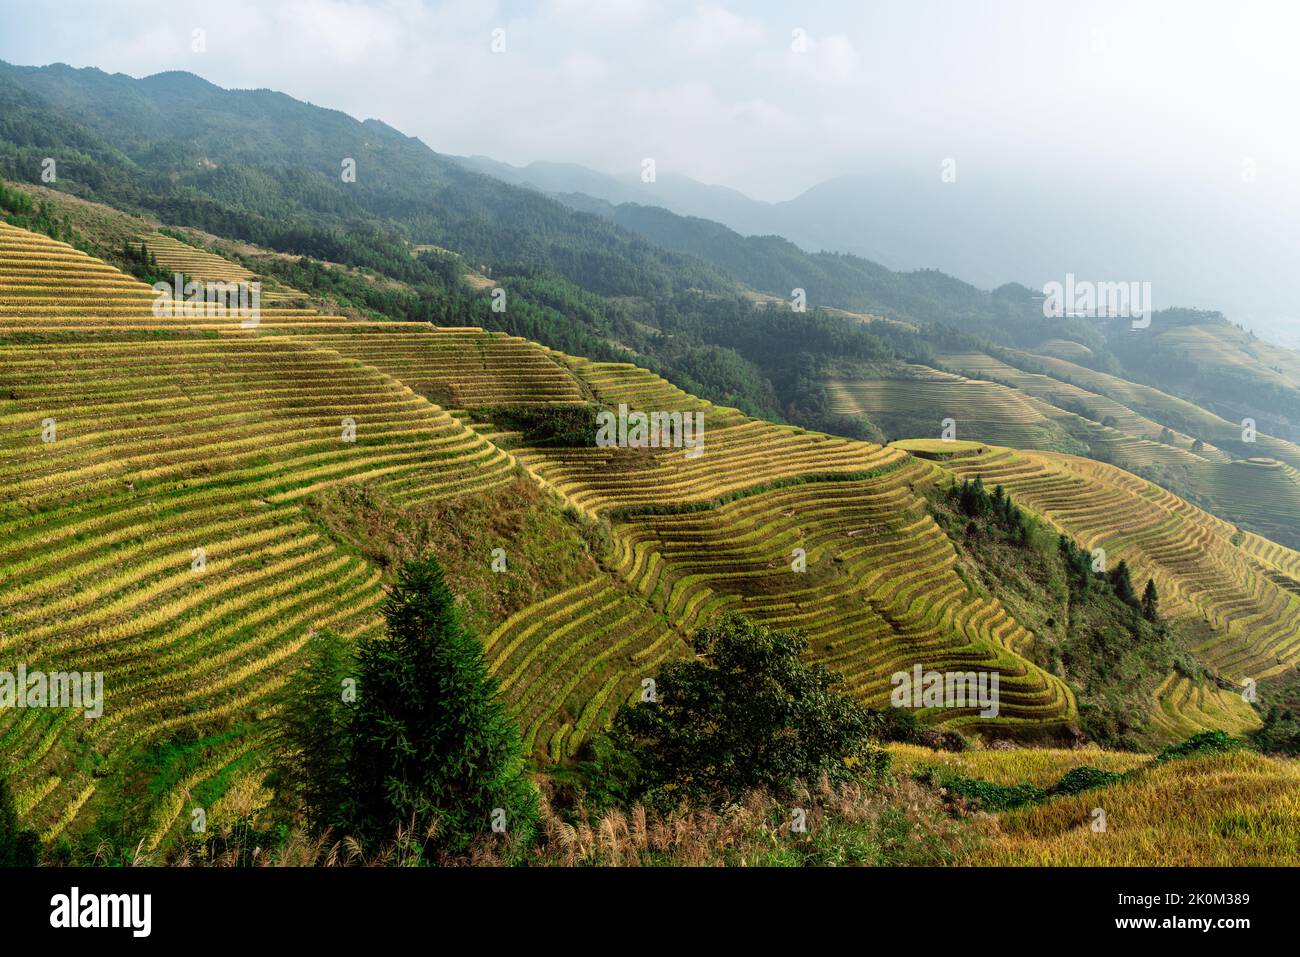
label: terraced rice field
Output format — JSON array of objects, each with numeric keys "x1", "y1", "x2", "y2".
[
  {"x1": 1147, "y1": 675, "x2": 1260, "y2": 740},
  {"x1": 0, "y1": 224, "x2": 537, "y2": 841},
  {"x1": 1034, "y1": 338, "x2": 1094, "y2": 362},
  {"x1": 2, "y1": 220, "x2": 1287, "y2": 846},
  {"x1": 1154, "y1": 323, "x2": 1300, "y2": 396},
  {"x1": 827, "y1": 365, "x2": 1082, "y2": 451},
  {"x1": 484, "y1": 579, "x2": 687, "y2": 762},
  {"x1": 936, "y1": 351, "x2": 1300, "y2": 549},
  {"x1": 506, "y1": 361, "x2": 1076, "y2": 737},
  {"x1": 138, "y1": 232, "x2": 305, "y2": 303},
  {"x1": 1184, "y1": 457, "x2": 1300, "y2": 550},
  {"x1": 937, "y1": 351, "x2": 1220, "y2": 465},
  {"x1": 513, "y1": 361, "x2": 904, "y2": 516},
  {"x1": 0, "y1": 228, "x2": 329, "y2": 333},
  {"x1": 995, "y1": 348, "x2": 1300, "y2": 472},
  {"x1": 901, "y1": 442, "x2": 1300, "y2": 716},
  {"x1": 293, "y1": 329, "x2": 586, "y2": 408},
  {"x1": 603, "y1": 464, "x2": 1074, "y2": 730}
]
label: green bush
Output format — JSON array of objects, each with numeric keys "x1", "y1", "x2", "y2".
[
  {"x1": 483, "y1": 403, "x2": 607, "y2": 447},
  {"x1": 609, "y1": 614, "x2": 888, "y2": 806},
  {"x1": 1045, "y1": 765, "x2": 1124, "y2": 796},
  {"x1": 1156, "y1": 730, "x2": 1251, "y2": 763}
]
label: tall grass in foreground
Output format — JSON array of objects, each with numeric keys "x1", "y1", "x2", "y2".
[
  {"x1": 166, "y1": 774, "x2": 974, "y2": 867},
  {"x1": 973, "y1": 750, "x2": 1300, "y2": 866}
]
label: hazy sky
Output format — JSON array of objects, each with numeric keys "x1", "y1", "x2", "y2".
[{"x1": 3, "y1": 0, "x2": 1299, "y2": 203}]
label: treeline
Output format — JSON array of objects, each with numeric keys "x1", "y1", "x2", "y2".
[
  {"x1": 0, "y1": 175, "x2": 78, "y2": 244},
  {"x1": 936, "y1": 477, "x2": 1176, "y2": 748}
]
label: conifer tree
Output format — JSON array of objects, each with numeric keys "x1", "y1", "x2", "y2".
[
  {"x1": 1141, "y1": 577, "x2": 1160, "y2": 622},
  {"x1": 347, "y1": 555, "x2": 538, "y2": 854}
]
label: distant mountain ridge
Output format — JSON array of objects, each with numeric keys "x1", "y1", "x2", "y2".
[{"x1": 454, "y1": 153, "x2": 1300, "y2": 352}]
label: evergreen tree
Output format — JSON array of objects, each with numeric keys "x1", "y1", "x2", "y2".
[
  {"x1": 273, "y1": 629, "x2": 355, "y2": 833},
  {"x1": 1109, "y1": 559, "x2": 1140, "y2": 608},
  {"x1": 346, "y1": 555, "x2": 538, "y2": 854},
  {"x1": 1141, "y1": 577, "x2": 1160, "y2": 622}
]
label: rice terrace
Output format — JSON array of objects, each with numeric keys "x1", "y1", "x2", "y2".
[{"x1": 0, "y1": 1, "x2": 1297, "y2": 939}]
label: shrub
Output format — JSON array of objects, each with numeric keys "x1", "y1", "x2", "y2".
[
  {"x1": 1156, "y1": 730, "x2": 1251, "y2": 763},
  {"x1": 609, "y1": 614, "x2": 888, "y2": 806},
  {"x1": 1045, "y1": 765, "x2": 1124, "y2": 797},
  {"x1": 483, "y1": 403, "x2": 606, "y2": 446}
]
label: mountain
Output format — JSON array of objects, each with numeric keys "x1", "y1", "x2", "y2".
[
  {"x1": 0, "y1": 61, "x2": 744, "y2": 304},
  {"x1": 457, "y1": 156, "x2": 1300, "y2": 352},
  {"x1": 453, "y1": 154, "x2": 780, "y2": 236},
  {"x1": 6, "y1": 60, "x2": 1299, "y2": 464}
]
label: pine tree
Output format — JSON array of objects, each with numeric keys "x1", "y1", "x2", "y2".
[
  {"x1": 273, "y1": 629, "x2": 355, "y2": 833},
  {"x1": 1109, "y1": 559, "x2": 1140, "y2": 608},
  {"x1": 346, "y1": 555, "x2": 538, "y2": 854},
  {"x1": 1142, "y1": 577, "x2": 1160, "y2": 622}
]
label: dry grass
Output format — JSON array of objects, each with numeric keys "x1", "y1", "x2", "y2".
[
  {"x1": 520, "y1": 776, "x2": 973, "y2": 867},
  {"x1": 168, "y1": 774, "x2": 974, "y2": 867},
  {"x1": 887, "y1": 743, "x2": 1149, "y2": 787},
  {"x1": 971, "y1": 750, "x2": 1300, "y2": 865},
  {"x1": 126, "y1": 749, "x2": 1300, "y2": 867}
]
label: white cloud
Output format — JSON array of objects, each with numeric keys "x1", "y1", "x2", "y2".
[
  {"x1": 667, "y1": 4, "x2": 765, "y2": 56},
  {"x1": 786, "y1": 32, "x2": 858, "y2": 85}
]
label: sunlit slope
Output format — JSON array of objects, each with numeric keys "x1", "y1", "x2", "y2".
[
  {"x1": 938, "y1": 350, "x2": 1300, "y2": 549},
  {"x1": 972, "y1": 749, "x2": 1300, "y2": 866},
  {"x1": 483, "y1": 580, "x2": 687, "y2": 762},
  {"x1": 0, "y1": 224, "x2": 582, "y2": 842},
  {"x1": 897, "y1": 442, "x2": 1300, "y2": 708},
  {"x1": 508, "y1": 360, "x2": 1077, "y2": 741},
  {"x1": 8, "y1": 219, "x2": 1282, "y2": 841},
  {"x1": 1156, "y1": 322, "x2": 1300, "y2": 394},
  {"x1": 502, "y1": 359, "x2": 898, "y2": 507},
  {"x1": 0, "y1": 226, "x2": 687, "y2": 830},
  {"x1": 138, "y1": 231, "x2": 306, "y2": 303},
  {"x1": 1183, "y1": 457, "x2": 1300, "y2": 551},
  {"x1": 937, "y1": 351, "x2": 1225, "y2": 464},
  {"x1": 987, "y1": 347, "x2": 1300, "y2": 472},
  {"x1": 0, "y1": 222, "x2": 333, "y2": 332},
  {"x1": 292, "y1": 329, "x2": 586, "y2": 408},
  {"x1": 827, "y1": 365, "x2": 1084, "y2": 451}
]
